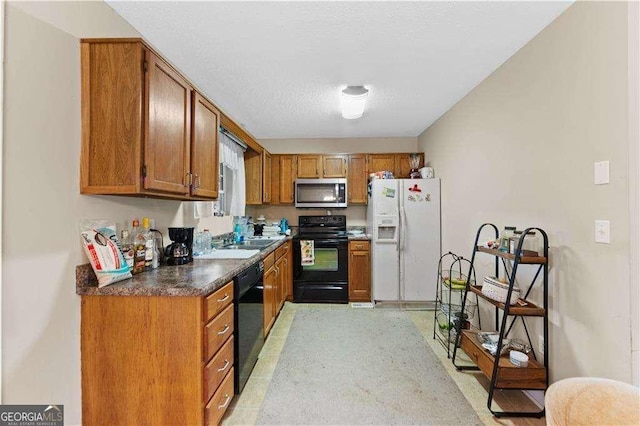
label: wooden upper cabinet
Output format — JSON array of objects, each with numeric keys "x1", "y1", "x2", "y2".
[
  {"x1": 144, "y1": 51, "x2": 192, "y2": 195},
  {"x1": 80, "y1": 39, "x2": 221, "y2": 200},
  {"x1": 395, "y1": 153, "x2": 424, "y2": 179},
  {"x1": 348, "y1": 154, "x2": 368, "y2": 205},
  {"x1": 263, "y1": 151, "x2": 272, "y2": 203},
  {"x1": 368, "y1": 154, "x2": 395, "y2": 175},
  {"x1": 245, "y1": 149, "x2": 263, "y2": 205},
  {"x1": 270, "y1": 154, "x2": 281, "y2": 205},
  {"x1": 190, "y1": 92, "x2": 219, "y2": 198},
  {"x1": 323, "y1": 155, "x2": 347, "y2": 178},
  {"x1": 278, "y1": 155, "x2": 297, "y2": 204},
  {"x1": 297, "y1": 155, "x2": 321, "y2": 178},
  {"x1": 81, "y1": 41, "x2": 144, "y2": 194}
]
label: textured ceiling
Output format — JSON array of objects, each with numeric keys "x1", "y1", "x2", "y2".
[{"x1": 106, "y1": 1, "x2": 572, "y2": 139}]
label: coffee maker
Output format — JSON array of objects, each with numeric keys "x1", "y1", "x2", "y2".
[{"x1": 165, "y1": 227, "x2": 194, "y2": 265}]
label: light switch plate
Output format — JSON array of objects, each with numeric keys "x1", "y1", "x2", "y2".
[
  {"x1": 594, "y1": 161, "x2": 610, "y2": 184},
  {"x1": 595, "y1": 220, "x2": 611, "y2": 243}
]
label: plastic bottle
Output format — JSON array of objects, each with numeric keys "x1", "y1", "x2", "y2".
[
  {"x1": 193, "y1": 231, "x2": 203, "y2": 257},
  {"x1": 234, "y1": 223, "x2": 243, "y2": 243},
  {"x1": 202, "y1": 229, "x2": 213, "y2": 254},
  {"x1": 141, "y1": 217, "x2": 154, "y2": 270},
  {"x1": 131, "y1": 219, "x2": 146, "y2": 274},
  {"x1": 120, "y1": 229, "x2": 135, "y2": 270}
]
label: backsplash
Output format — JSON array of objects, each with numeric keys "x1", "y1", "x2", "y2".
[{"x1": 248, "y1": 205, "x2": 367, "y2": 227}]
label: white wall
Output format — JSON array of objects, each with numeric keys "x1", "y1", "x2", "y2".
[
  {"x1": 1, "y1": 3, "x2": 188, "y2": 424},
  {"x1": 418, "y1": 2, "x2": 634, "y2": 383}
]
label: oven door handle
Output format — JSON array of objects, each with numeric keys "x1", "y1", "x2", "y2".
[{"x1": 297, "y1": 238, "x2": 347, "y2": 246}]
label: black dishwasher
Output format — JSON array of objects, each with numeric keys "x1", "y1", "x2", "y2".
[{"x1": 233, "y1": 261, "x2": 264, "y2": 394}]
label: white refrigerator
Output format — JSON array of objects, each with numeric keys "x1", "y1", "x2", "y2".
[{"x1": 367, "y1": 179, "x2": 441, "y2": 302}]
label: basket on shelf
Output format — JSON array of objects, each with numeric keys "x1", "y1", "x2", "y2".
[
  {"x1": 482, "y1": 276, "x2": 520, "y2": 305},
  {"x1": 439, "y1": 300, "x2": 477, "y2": 320},
  {"x1": 442, "y1": 271, "x2": 472, "y2": 290}
]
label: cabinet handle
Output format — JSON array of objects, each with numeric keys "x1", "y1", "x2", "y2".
[
  {"x1": 193, "y1": 174, "x2": 200, "y2": 189},
  {"x1": 217, "y1": 359, "x2": 230, "y2": 372},
  {"x1": 217, "y1": 324, "x2": 230, "y2": 335},
  {"x1": 217, "y1": 395, "x2": 231, "y2": 410},
  {"x1": 217, "y1": 294, "x2": 229, "y2": 303}
]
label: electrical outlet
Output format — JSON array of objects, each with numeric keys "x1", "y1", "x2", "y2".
[{"x1": 538, "y1": 334, "x2": 545, "y2": 355}]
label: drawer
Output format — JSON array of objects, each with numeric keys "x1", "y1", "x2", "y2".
[
  {"x1": 204, "y1": 281, "x2": 234, "y2": 323},
  {"x1": 204, "y1": 368, "x2": 234, "y2": 426},
  {"x1": 349, "y1": 240, "x2": 370, "y2": 251},
  {"x1": 263, "y1": 251, "x2": 275, "y2": 270},
  {"x1": 204, "y1": 336, "x2": 234, "y2": 402},
  {"x1": 275, "y1": 242, "x2": 289, "y2": 259},
  {"x1": 204, "y1": 304, "x2": 234, "y2": 362}
]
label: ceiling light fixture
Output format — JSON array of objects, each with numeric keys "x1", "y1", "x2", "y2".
[{"x1": 341, "y1": 86, "x2": 369, "y2": 119}]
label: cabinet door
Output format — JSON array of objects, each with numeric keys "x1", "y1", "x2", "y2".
[
  {"x1": 275, "y1": 256, "x2": 286, "y2": 313},
  {"x1": 285, "y1": 242, "x2": 293, "y2": 302},
  {"x1": 395, "y1": 153, "x2": 424, "y2": 179},
  {"x1": 244, "y1": 150, "x2": 263, "y2": 205},
  {"x1": 349, "y1": 242, "x2": 371, "y2": 302},
  {"x1": 297, "y1": 155, "x2": 321, "y2": 178},
  {"x1": 190, "y1": 92, "x2": 219, "y2": 199},
  {"x1": 263, "y1": 151, "x2": 272, "y2": 203},
  {"x1": 263, "y1": 265, "x2": 276, "y2": 336},
  {"x1": 368, "y1": 154, "x2": 395, "y2": 175},
  {"x1": 348, "y1": 154, "x2": 368, "y2": 205},
  {"x1": 323, "y1": 155, "x2": 347, "y2": 178},
  {"x1": 144, "y1": 51, "x2": 192, "y2": 195},
  {"x1": 270, "y1": 154, "x2": 281, "y2": 205},
  {"x1": 80, "y1": 41, "x2": 144, "y2": 194},
  {"x1": 279, "y1": 155, "x2": 297, "y2": 204}
]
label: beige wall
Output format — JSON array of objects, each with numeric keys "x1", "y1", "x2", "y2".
[
  {"x1": 1, "y1": 3, "x2": 189, "y2": 424},
  {"x1": 256, "y1": 137, "x2": 418, "y2": 226},
  {"x1": 418, "y1": 2, "x2": 635, "y2": 384}
]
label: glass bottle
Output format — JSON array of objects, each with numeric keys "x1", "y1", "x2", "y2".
[
  {"x1": 500, "y1": 226, "x2": 516, "y2": 252},
  {"x1": 141, "y1": 217, "x2": 154, "y2": 270},
  {"x1": 120, "y1": 229, "x2": 135, "y2": 270},
  {"x1": 131, "y1": 219, "x2": 146, "y2": 274}
]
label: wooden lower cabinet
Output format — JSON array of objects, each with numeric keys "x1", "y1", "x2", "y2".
[
  {"x1": 81, "y1": 281, "x2": 235, "y2": 426},
  {"x1": 348, "y1": 240, "x2": 371, "y2": 302},
  {"x1": 263, "y1": 241, "x2": 293, "y2": 337}
]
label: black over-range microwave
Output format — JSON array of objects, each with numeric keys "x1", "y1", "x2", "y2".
[{"x1": 295, "y1": 178, "x2": 347, "y2": 208}]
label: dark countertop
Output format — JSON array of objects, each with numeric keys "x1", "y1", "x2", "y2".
[{"x1": 76, "y1": 237, "x2": 291, "y2": 297}]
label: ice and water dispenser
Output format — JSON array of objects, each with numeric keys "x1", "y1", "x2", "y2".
[{"x1": 375, "y1": 216, "x2": 398, "y2": 243}]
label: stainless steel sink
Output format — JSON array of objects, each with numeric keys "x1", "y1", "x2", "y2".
[{"x1": 222, "y1": 240, "x2": 276, "y2": 250}]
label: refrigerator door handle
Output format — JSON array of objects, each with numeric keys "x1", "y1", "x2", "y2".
[{"x1": 399, "y1": 205, "x2": 407, "y2": 252}]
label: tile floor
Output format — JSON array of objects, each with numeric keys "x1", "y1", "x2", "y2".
[{"x1": 222, "y1": 303, "x2": 545, "y2": 426}]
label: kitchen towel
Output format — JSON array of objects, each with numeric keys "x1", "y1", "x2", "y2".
[{"x1": 300, "y1": 240, "x2": 314, "y2": 266}]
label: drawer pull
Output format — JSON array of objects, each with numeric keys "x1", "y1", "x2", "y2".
[
  {"x1": 217, "y1": 394, "x2": 231, "y2": 410},
  {"x1": 217, "y1": 325, "x2": 230, "y2": 335},
  {"x1": 217, "y1": 359, "x2": 230, "y2": 372},
  {"x1": 217, "y1": 294, "x2": 230, "y2": 303}
]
